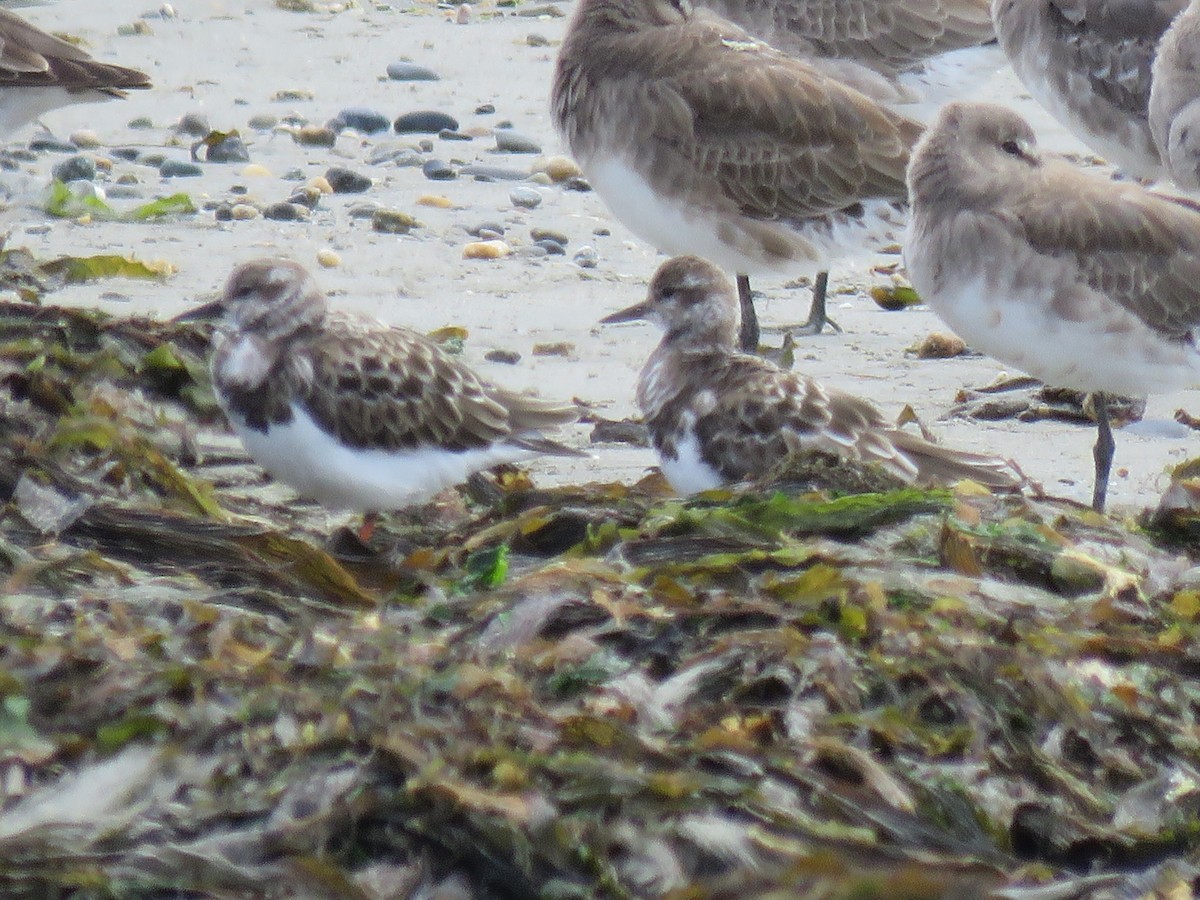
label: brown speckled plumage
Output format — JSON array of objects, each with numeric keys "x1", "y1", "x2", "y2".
[
  {"x1": 603, "y1": 255, "x2": 1020, "y2": 492},
  {"x1": 205, "y1": 259, "x2": 581, "y2": 455},
  {"x1": 991, "y1": 0, "x2": 1185, "y2": 176}
]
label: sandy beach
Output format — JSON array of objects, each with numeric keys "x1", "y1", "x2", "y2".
[{"x1": 8, "y1": 0, "x2": 1199, "y2": 511}]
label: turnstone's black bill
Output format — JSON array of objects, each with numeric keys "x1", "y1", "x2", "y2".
[
  {"x1": 601, "y1": 254, "x2": 1019, "y2": 494},
  {"x1": 551, "y1": 0, "x2": 923, "y2": 347},
  {"x1": 177, "y1": 259, "x2": 584, "y2": 513},
  {"x1": 905, "y1": 100, "x2": 1200, "y2": 511},
  {"x1": 0, "y1": 9, "x2": 151, "y2": 135}
]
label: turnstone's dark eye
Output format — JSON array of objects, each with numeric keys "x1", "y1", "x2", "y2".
[{"x1": 1001, "y1": 139, "x2": 1022, "y2": 157}]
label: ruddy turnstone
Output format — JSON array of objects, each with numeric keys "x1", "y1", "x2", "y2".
[
  {"x1": 177, "y1": 259, "x2": 584, "y2": 514},
  {"x1": 1150, "y1": 0, "x2": 1200, "y2": 187},
  {"x1": 601, "y1": 255, "x2": 1019, "y2": 494},
  {"x1": 0, "y1": 9, "x2": 151, "y2": 135},
  {"x1": 905, "y1": 101, "x2": 1200, "y2": 511},
  {"x1": 991, "y1": 0, "x2": 1184, "y2": 179},
  {"x1": 551, "y1": 0, "x2": 923, "y2": 348},
  {"x1": 697, "y1": 0, "x2": 1000, "y2": 110}
]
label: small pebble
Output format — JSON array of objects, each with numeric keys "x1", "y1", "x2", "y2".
[
  {"x1": 422, "y1": 159, "x2": 457, "y2": 181},
  {"x1": 128, "y1": 116, "x2": 154, "y2": 130},
  {"x1": 139, "y1": 152, "x2": 166, "y2": 167},
  {"x1": 563, "y1": 176, "x2": 592, "y2": 192},
  {"x1": 386, "y1": 62, "x2": 440, "y2": 81},
  {"x1": 282, "y1": 168, "x2": 306, "y2": 181},
  {"x1": 214, "y1": 203, "x2": 233, "y2": 222},
  {"x1": 532, "y1": 341, "x2": 574, "y2": 357},
  {"x1": 419, "y1": 139, "x2": 435, "y2": 153},
  {"x1": 174, "y1": 113, "x2": 211, "y2": 137},
  {"x1": 115, "y1": 173, "x2": 139, "y2": 186},
  {"x1": 69, "y1": 130, "x2": 101, "y2": 150},
  {"x1": 573, "y1": 246, "x2": 599, "y2": 268},
  {"x1": 467, "y1": 222, "x2": 505, "y2": 237},
  {"x1": 394, "y1": 111, "x2": 459, "y2": 134},
  {"x1": 535, "y1": 239, "x2": 566, "y2": 256},
  {"x1": 485, "y1": 349, "x2": 521, "y2": 365},
  {"x1": 325, "y1": 166, "x2": 373, "y2": 193},
  {"x1": 263, "y1": 201, "x2": 308, "y2": 221},
  {"x1": 372, "y1": 209, "x2": 419, "y2": 233},
  {"x1": 247, "y1": 114, "x2": 279, "y2": 131},
  {"x1": 462, "y1": 240, "x2": 511, "y2": 260},
  {"x1": 475, "y1": 103, "x2": 496, "y2": 115},
  {"x1": 231, "y1": 203, "x2": 260, "y2": 220},
  {"x1": 526, "y1": 172, "x2": 553, "y2": 186},
  {"x1": 515, "y1": 245, "x2": 549, "y2": 259},
  {"x1": 105, "y1": 185, "x2": 142, "y2": 200},
  {"x1": 52, "y1": 155, "x2": 96, "y2": 183},
  {"x1": 316, "y1": 248, "x2": 342, "y2": 268},
  {"x1": 241, "y1": 163, "x2": 273, "y2": 178},
  {"x1": 288, "y1": 187, "x2": 322, "y2": 210},
  {"x1": 307, "y1": 175, "x2": 333, "y2": 194},
  {"x1": 295, "y1": 126, "x2": 337, "y2": 147},
  {"x1": 348, "y1": 201, "x2": 381, "y2": 218},
  {"x1": 914, "y1": 332, "x2": 967, "y2": 359},
  {"x1": 111, "y1": 147, "x2": 140, "y2": 162},
  {"x1": 418, "y1": 194, "x2": 455, "y2": 208},
  {"x1": 438, "y1": 129, "x2": 472, "y2": 142},
  {"x1": 160, "y1": 159, "x2": 203, "y2": 178},
  {"x1": 203, "y1": 132, "x2": 250, "y2": 163},
  {"x1": 331, "y1": 107, "x2": 390, "y2": 134},
  {"x1": 29, "y1": 136, "x2": 75, "y2": 153},
  {"x1": 530, "y1": 227, "x2": 567, "y2": 246},
  {"x1": 494, "y1": 129, "x2": 542, "y2": 154},
  {"x1": 593, "y1": 226, "x2": 611, "y2": 236},
  {"x1": 273, "y1": 89, "x2": 314, "y2": 102},
  {"x1": 477, "y1": 228, "x2": 504, "y2": 241},
  {"x1": 526, "y1": 33, "x2": 549, "y2": 46},
  {"x1": 459, "y1": 164, "x2": 526, "y2": 181},
  {"x1": 509, "y1": 186, "x2": 543, "y2": 209},
  {"x1": 516, "y1": 3, "x2": 564, "y2": 14},
  {"x1": 534, "y1": 155, "x2": 582, "y2": 182},
  {"x1": 456, "y1": 3, "x2": 472, "y2": 24},
  {"x1": 367, "y1": 142, "x2": 420, "y2": 165}
]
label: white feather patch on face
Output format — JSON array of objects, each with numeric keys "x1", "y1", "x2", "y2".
[{"x1": 217, "y1": 334, "x2": 274, "y2": 389}]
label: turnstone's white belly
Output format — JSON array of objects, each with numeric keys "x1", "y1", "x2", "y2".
[
  {"x1": 658, "y1": 427, "x2": 724, "y2": 495},
  {"x1": 0, "y1": 87, "x2": 98, "y2": 135},
  {"x1": 225, "y1": 402, "x2": 532, "y2": 512}
]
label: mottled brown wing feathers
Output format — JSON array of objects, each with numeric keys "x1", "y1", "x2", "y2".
[
  {"x1": 296, "y1": 317, "x2": 576, "y2": 454},
  {"x1": 1013, "y1": 163, "x2": 1200, "y2": 335},
  {"x1": 701, "y1": 0, "x2": 994, "y2": 71},
  {"x1": 1046, "y1": 0, "x2": 1183, "y2": 120},
  {"x1": 629, "y1": 19, "x2": 918, "y2": 219}
]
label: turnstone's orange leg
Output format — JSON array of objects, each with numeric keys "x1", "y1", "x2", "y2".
[{"x1": 357, "y1": 512, "x2": 379, "y2": 543}]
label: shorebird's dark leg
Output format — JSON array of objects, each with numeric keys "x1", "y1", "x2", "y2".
[
  {"x1": 736, "y1": 274, "x2": 759, "y2": 352},
  {"x1": 1091, "y1": 392, "x2": 1114, "y2": 513},
  {"x1": 789, "y1": 271, "x2": 842, "y2": 336}
]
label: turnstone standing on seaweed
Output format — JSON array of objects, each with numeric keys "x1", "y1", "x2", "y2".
[
  {"x1": 601, "y1": 255, "x2": 1019, "y2": 494},
  {"x1": 991, "y1": 0, "x2": 1185, "y2": 179},
  {"x1": 0, "y1": 9, "x2": 151, "y2": 135},
  {"x1": 551, "y1": 0, "x2": 923, "y2": 347},
  {"x1": 177, "y1": 259, "x2": 584, "y2": 515},
  {"x1": 905, "y1": 101, "x2": 1200, "y2": 511}
]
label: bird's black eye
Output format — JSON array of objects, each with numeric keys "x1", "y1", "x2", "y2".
[{"x1": 1001, "y1": 139, "x2": 1022, "y2": 156}]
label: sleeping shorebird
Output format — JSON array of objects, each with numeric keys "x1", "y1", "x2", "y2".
[
  {"x1": 905, "y1": 101, "x2": 1200, "y2": 511},
  {"x1": 552, "y1": 0, "x2": 923, "y2": 348}
]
